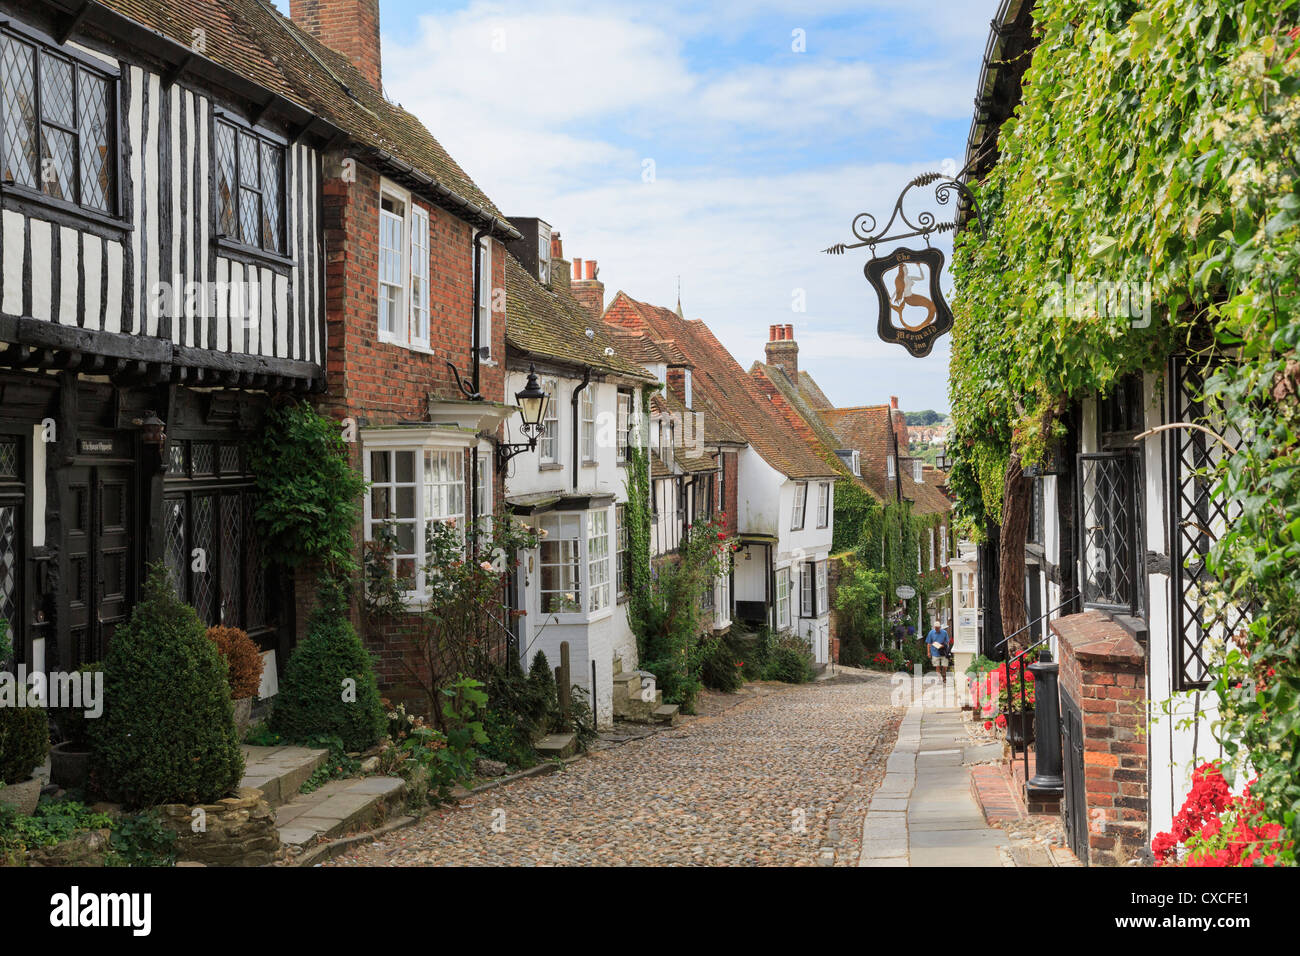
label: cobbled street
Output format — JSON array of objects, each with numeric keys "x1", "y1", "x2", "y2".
[{"x1": 328, "y1": 674, "x2": 902, "y2": 867}]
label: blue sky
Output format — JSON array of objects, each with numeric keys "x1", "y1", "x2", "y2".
[{"x1": 277, "y1": 0, "x2": 1001, "y2": 413}]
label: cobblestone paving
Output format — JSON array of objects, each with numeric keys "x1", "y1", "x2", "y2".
[{"x1": 327, "y1": 674, "x2": 902, "y2": 867}]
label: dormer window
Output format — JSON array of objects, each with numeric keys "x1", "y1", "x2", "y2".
[
  {"x1": 852, "y1": 451, "x2": 861, "y2": 477},
  {"x1": 913, "y1": 459, "x2": 924, "y2": 484},
  {"x1": 887, "y1": 455, "x2": 896, "y2": 479}
]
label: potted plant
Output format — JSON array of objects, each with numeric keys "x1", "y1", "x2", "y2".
[
  {"x1": 50, "y1": 661, "x2": 102, "y2": 789},
  {"x1": 0, "y1": 706, "x2": 49, "y2": 815},
  {"x1": 996, "y1": 662, "x2": 1036, "y2": 748},
  {"x1": 206, "y1": 626, "x2": 265, "y2": 737}
]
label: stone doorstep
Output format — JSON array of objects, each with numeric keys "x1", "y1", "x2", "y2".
[
  {"x1": 276, "y1": 776, "x2": 406, "y2": 847},
  {"x1": 240, "y1": 745, "x2": 330, "y2": 808}
]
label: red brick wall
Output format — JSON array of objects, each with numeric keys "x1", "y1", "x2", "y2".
[
  {"x1": 295, "y1": 152, "x2": 508, "y2": 691},
  {"x1": 290, "y1": 0, "x2": 383, "y2": 91},
  {"x1": 1053, "y1": 610, "x2": 1149, "y2": 866}
]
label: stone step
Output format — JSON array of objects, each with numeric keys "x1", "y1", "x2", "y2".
[
  {"x1": 239, "y1": 744, "x2": 329, "y2": 808},
  {"x1": 535, "y1": 733, "x2": 577, "y2": 759},
  {"x1": 652, "y1": 704, "x2": 679, "y2": 726},
  {"x1": 276, "y1": 776, "x2": 407, "y2": 848}
]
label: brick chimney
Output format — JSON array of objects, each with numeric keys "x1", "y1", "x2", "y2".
[
  {"x1": 891, "y1": 396, "x2": 909, "y2": 447},
  {"x1": 571, "y1": 258, "x2": 605, "y2": 321},
  {"x1": 290, "y1": 0, "x2": 382, "y2": 91},
  {"x1": 764, "y1": 323, "x2": 798, "y2": 382}
]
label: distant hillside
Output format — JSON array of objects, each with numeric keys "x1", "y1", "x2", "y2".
[{"x1": 903, "y1": 409, "x2": 951, "y2": 426}]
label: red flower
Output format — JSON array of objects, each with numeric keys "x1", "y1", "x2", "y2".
[
  {"x1": 983, "y1": 721, "x2": 993, "y2": 730},
  {"x1": 995, "y1": 714, "x2": 1007, "y2": 729}
]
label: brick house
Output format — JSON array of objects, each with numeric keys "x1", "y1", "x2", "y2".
[{"x1": 276, "y1": 0, "x2": 523, "y2": 696}]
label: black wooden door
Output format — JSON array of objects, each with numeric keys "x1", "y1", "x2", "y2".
[
  {"x1": 66, "y1": 465, "x2": 133, "y2": 665},
  {"x1": 1061, "y1": 688, "x2": 1088, "y2": 865}
]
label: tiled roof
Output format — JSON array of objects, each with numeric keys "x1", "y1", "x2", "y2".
[
  {"x1": 674, "y1": 449, "x2": 717, "y2": 474},
  {"x1": 604, "y1": 292, "x2": 836, "y2": 481},
  {"x1": 750, "y1": 361, "x2": 876, "y2": 499},
  {"x1": 901, "y1": 462, "x2": 954, "y2": 516},
  {"x1": 98, "y1": 0, "x2": 510, "y2": 231},
  {"x1": 798, "y1": 371, "x2": 836, "y2": 411},
  {"x1": 818, "y1": 404, "x2": 900, "y2": 501},
  {"x1": 504, "y1": 255, "x2": 655, "y2": 382}
]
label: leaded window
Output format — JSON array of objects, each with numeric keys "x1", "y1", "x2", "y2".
[
  {"x1": 214, "y1": 118, "x2": 284, "y2": 253},
  {"x1": 0, "y1": 29, "x2": 116, "y2": 212},
  {"x1": 164, "y1": 439, "x2": 270, "y2": 636},
  {"x1": 0, "y1": 436, "x2": 22, "y2": 657}
]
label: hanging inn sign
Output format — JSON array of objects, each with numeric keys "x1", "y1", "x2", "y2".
[{"x1": 823, "y1": 172, "x2": 983, "y2": 359}]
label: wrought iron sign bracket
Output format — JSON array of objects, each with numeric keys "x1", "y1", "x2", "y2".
[{"x1": 821, "y1": 172, "x2": 984, "y2": 359}]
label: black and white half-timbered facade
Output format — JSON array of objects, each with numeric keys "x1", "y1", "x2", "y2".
[{"x1": 0, "y1": 0, "x2": 331, "y2": 679}]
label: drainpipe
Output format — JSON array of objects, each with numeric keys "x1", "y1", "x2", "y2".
[
  {"x1": 570, "y1": 366, "x2": 592, "y2": 490},
  {"x1": 470, "y1": 222, "x2": 495, "y2": 399}
]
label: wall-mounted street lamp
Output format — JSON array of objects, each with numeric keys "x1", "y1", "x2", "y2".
[
  {"x1": 133, "y1": 410, "x2": 168, "y2": 473},
  {"x1": 497, "y1": 364, "x2": 548, "y2": 472}
]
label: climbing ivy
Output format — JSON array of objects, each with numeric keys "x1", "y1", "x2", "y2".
[{"x1": 948, "y1": 0, "x2": 1300, "y2": 846}]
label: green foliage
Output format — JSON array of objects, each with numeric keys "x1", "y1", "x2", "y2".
[
  {"x1": 0, "y1": 704, "x2": 48, "y2": 785},
  {"x1": 92, "y1": 564, "x2": 243, "y2": 808},
  {"x1": 762, "y1": 632, "x2": 815, "y2": 684},
  {"x1": 965, "y1": 655, "x2": 1001, "y2": 676},
  {"x1": 947, "y1": 0, "x2": 1300, "y2": 840},
  {"x1": 697, "y1": 635, "x2": 745, "y2": 693},
  {"x1": 298, "y1": 734, "x2": 361, "y2": 794},
  {"x1": 271, "y1": 579, "x2": 386, "y2": 752},
  {"x1": 389, "y1": 676, "x2": 488, "y2": 807},
  {"x1": 631, "y1": 515, "x2": 737, "y2": 713},
  {"x1": 0, "y1": 616, "x2": 10, "y2": 663},
  {"x1": 904, "y1": 410, "x2": 948, "y2": 426},
  {"x1": 242, "y1": 721, "x2": 284, "y2": 747},
  {"x1": 249, "y1": 401, "x2": 367, "y2": 578},
  {"x1": 834, "y1": 554, "x2": 887, "y2": 652},
  {"x1": 107, "y1": 810, "x2": 177, "y2": 867},
  {"x1": 51, "y1": 662, "x2": 102, "y2": 750}
]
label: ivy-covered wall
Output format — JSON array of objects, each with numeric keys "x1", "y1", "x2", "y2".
[{"x1": 948, "y1": 0, "x2": 1300, "y2": 852}]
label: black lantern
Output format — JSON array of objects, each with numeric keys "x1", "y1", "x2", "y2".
[
  {"x1": 497, "y1": 364, "x2": 548, "y2": 471},
  {"x1": 134, "y1": 410, "x2": 166, "y2": 447},
  {"x1": 515, "y1": 365, "x2": 548, "y2": 439}
]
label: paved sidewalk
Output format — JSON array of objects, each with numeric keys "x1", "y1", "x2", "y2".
[{"x1": 860, "y1": 704, "x2": 1009, "y2": 866}]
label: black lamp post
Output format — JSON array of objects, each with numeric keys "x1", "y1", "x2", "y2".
[
  {"x1": 497, "y1": 364, "x2": 548, "y2": 471},
  {"x1": 1027, "y1": 652, "x2": 1065, "y2": 805}
]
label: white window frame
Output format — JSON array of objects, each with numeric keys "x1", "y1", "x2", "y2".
[
  {"x1": 409, "y1": 205, "x2": 430, "y2": 348},
  {"x1": 588, "y1": 509, "x2": 611, "y2": 611},
  {"x1": 378, "y1": 187, "x2": 407, "y2": 344},
  {"x1": 616, "y1": 503, "x2": 628, "y2": 599},
  {"x1": 801, "y1": 561, "x2": 814, "y2": 617},
  {"x1": 940, "y1": 525, "x2": 948, "y2": 567},
  {"x1": 887, "y1": 454, "x2": 896, "y2": 479},
  {"x1": 581, "y1": 387, "x2": 596, "y2": 463},
  {"x1": 929, "y1": 527, "x2": 936, "y2": 571},
  {"x1": 539, "y1": 378, "x2": 560, "y2": 464},
  {"x1": 478, "y1": 237, "x2": 493, "y2": 361},
  {"x1": 816, "y1": 561, "x2": 828, "y2": 618},
  {"x1": 362, "y1": 428, "x2": 474, "y2": 604},
  {"x1": 616, "y1": 391, "x2": 631, "y2": 463},
  {"x1": 539, "y1": 513, "x2": 582, "y2": 614},
  {"x1": 790, "y1": 482, "x2": 806, "y2": 531},
  {"x1": 816, "y1": 482, "x2": 830, "y2": 528},
  {"x1": 851, "y1": 450, "x2": 861, "y2": 477},
  {"x1": 776, "y1": 567, "x2": 791, "y2": 630},
  {"x1": 715, "y1": 558, "x2": 731, "y2": 629}
]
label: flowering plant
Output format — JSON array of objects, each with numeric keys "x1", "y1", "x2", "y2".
[{"x1": 1152, "y1": 762, "x2": 1294, "y2": 867}]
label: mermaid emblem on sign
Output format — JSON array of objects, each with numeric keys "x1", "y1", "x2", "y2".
[{"x1": 889, "y1": 261, "x2": 938, "y2": 331}]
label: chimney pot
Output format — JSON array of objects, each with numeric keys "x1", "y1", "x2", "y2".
[
  {"x1": 785, "y1": 324, "x2": 794, "y2": 340},
  {"x1": 585, "y1": 260, "x2": 597, "y2": 280},
  {"x1": 551, "y1": 231, "x2": 563, "y2": 260},
  {"x1": 891, "y1": 396, "x2": 899, "y2": 409},
  {"x1": 573, "y1": 258, "x2": 583, "y2": 280}
]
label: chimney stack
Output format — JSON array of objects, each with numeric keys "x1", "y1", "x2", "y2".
[
  {"x1": 551, "y1": 231, "x2": 563, "y2": 261},
  {"x1": 765, "y1": 322, "x2": 799, "y2": 382},
  {"x1": 571, "y1": 257, "x2": 605, "y2": 321},
  {"x1": 290, "y1": 0, "x2": 383, "y2": 92}
]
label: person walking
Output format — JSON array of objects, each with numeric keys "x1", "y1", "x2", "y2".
[{"x1": 926, "y1": 622, "x2": 951, "y2": 683}]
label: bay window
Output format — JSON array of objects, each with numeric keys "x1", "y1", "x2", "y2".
[
  {"x1": 539, "y1": 513, "x2": 581, "y2": 613},
  {"x1": 363, "y1": 431, "x2": 469, "y2": 601},
  {"x1": 587, "y1": 510, "x2": 610, "y2": 611}
]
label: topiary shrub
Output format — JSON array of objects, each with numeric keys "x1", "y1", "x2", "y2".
[
  {"x1": 0, "y1": 705, "x2": 49, "y2": 784},
  {"x1": 92, "y1": 564, "x2": 243, "y2": 807},
  {"x1": 270, "y1": 580, "x2": 385, "y2": 751},
  {"x1": 206, "y1": 626, "x2": 265, "y2": 700}
]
